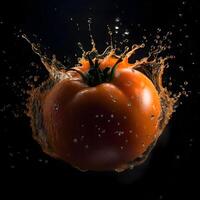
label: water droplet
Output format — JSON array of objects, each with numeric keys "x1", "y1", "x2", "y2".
[
  {"x1": 157, "y1": 28, "x2": 162, "y2": 33},
  {"x1": 179, "y1": 66, "x2": 184, "y2": 71},
  {"x1": 120, "y1": 146, "x2": 124, "y2": 150},
  {"x1": 100, "y1": 114, "x2": 104, "y2": 118},
  {"x1": 33, "y1": 76, "x2": 39, "y2": 82},
  {"x1": 178, "y1": 13, "x2": 183, "y2": 18},
  {"x1": 73, "y1": 138, "x2": 78, "y2": 143},
  {"x1": 125, "y1": 139, "x2": 128, "y2": 143},
  {"x1": 124, "y1": 29, "x2": 129, "y2": 35},
  {"x1": 127, "y1": 102, "x2": 132, "y2": 107},
  {"x1": 81, "y1": 135, "x2": 85, "y2": 140},
  {"x1": 111, "y1": 114, "x2": 114, "y2": 118},
  {"x1": 129, "y1": 130, "x2": 133, "y2": 133},
  {"x1": 101, "y1": 129, "x2": 106, "y2": 133},
  {"x1": 98, "y1": 134, "x2": 101, "y2": 138},
  {"x1": 110, "y1": 95, "x2": 117, "y2": 103},
  {"x1": 108, "y1": 119, "x2": 111, "y2": 123},
  {"x1": 112, "y1": 98, "x2": 117, "y2": 103},
  {"x1": 88, "y1": 18, "x2": 92, "y2": 24},
  {"x1": 182, "y1": 1, "x2": 186, "y2": 5},
  {"x1": 44, "y1": 160, "x2": 48, "y2": 164},
  {"x1": 176, "y1": 155, "x2": 180, "y2": 159},
  {"x1": 143, "y1": 35, "x2": 147, "y2": 40},
  {"x1": 115, "y1": 26, "x2": 119, "y2": 30},
  {"x1": 178, "y1": 43, "x2": 183, "y2": 47},
  {"x1": 142, "y1": 143, "x2": 145, "y2": 148},
  {"x1": 85, "y1": 145, "x2": 89, "y2": 149},
  {"x1": 115, "y1": 131, "x2": 124, "y2": 136},
  {"x1": 185, "y1": 35, "x2": 189, "y2": 39},
  {"x1": 81, "y1": 124, "x2": 85, "y2": 128},
  {"x1": 156, "y1": 35, "x2": 160, "y2": 39},
  {"x1": 9, "y1": 153, "x2": 14, "y2": 157},
  {"x1": 54, "y1": 104, "x2": 59, "y2": 111},
  {"x1": 123, "y1": 116, "x2": 127, "y2": 119},
  {"x1": 115, "y1": 17, "x2": 120, "y2": 22},
  {"x1": 117, "y1": 122, "x2": 120, "y2": 126},
  {"x1": 95, "y1": 115, "x2": 99, "y2": 118}
]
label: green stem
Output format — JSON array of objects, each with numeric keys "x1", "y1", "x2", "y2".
[
  {"x1": 109, "y1": 57, "x2": 123, "y2": 81},
  {"x1": 86, "y1": 54, "x2": 95, "y2": 68},
  {"x1": 67, "y1": 55, "x2": 123, "y2": 86}
]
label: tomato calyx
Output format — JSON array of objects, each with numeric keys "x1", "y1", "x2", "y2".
[{"x1": 67, "y1": 54, "x2": 123, "y2": 86}]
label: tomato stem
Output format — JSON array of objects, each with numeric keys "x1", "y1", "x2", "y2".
[
  {"x1": 68, "y1": 54, "x2": 123, "y2": 86},
  {"x1": 109, "y1": 57, "x2": 123, "y2": 81}
]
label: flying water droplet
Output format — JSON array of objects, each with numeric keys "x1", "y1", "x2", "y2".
[
  {"x1": 115, "y1": 17, "x2": 120, "y2": 22},
  {"x1": 101, "y1": 129, "x2": 106, "y2": 133},
  {"x1": 54, "y1": 104, "x2": 59, "y2": 111},
  {"x1": 127, "y1": 102, "x2": 132, "y2": 107},
  {"x1": 124, "y1": 29, "x2": 129, "y2": 35},
  {"x1": 73, "y1": 138, "x2": 78, "y2": 143}
]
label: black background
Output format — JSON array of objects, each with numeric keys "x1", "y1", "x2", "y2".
[{"x1": 1, "y1": 0, "x2": 200, "y2": 198}]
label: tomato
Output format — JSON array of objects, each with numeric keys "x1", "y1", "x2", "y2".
[{"x1": 42, "y1": 55, "x2": 161, "y2": 171}]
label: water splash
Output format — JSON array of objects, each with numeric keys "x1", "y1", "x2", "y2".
[{"x1": 23, "y1": 29, "x2": 181, "y2": 171}]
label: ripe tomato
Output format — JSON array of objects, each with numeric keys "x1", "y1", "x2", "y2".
[{"x1": 42, "y1": 55, "x2": 161, "y2": 171}]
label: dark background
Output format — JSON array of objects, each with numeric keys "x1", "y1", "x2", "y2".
[{"x1": 1, "y1": 0, "x2": 200, "y2": 198}]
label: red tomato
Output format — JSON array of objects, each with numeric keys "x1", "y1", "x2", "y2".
[{"x1": 42, "y1": 56, "x2": 161, "y2": 171}]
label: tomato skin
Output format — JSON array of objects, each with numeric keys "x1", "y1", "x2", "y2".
[{"x1": 42, "y1": 61, "x2": 161, "y2": 171}]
